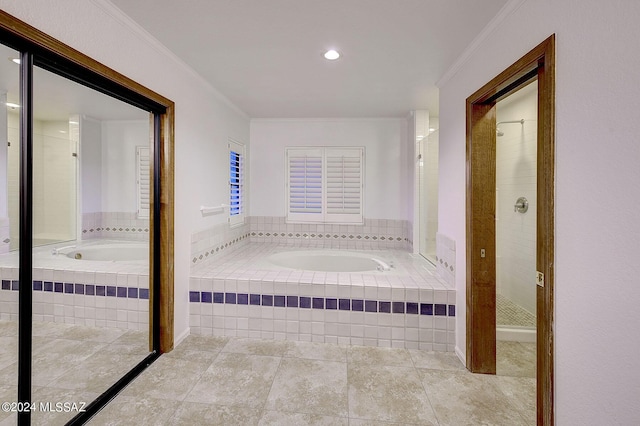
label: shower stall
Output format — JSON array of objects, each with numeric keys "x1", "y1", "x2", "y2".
[{"x1": 495, "y1": 82, "x2": 537, "y2": 342}]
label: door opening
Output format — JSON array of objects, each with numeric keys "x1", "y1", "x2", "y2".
[{"x1": 466, "y1": 35, "x2": 555, "y2": 425}]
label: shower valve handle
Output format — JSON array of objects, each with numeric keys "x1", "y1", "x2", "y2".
[{"x1": 514, "y1": 197, "x2": 529, "y2": 213}]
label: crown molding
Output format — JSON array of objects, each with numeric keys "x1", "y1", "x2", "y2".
[
  {"x1": 91, "y1": 0, "x2": 250, "y2": 120},
  {"x1": 436, "y1": 0, "x2": 528, "y2": 88}
]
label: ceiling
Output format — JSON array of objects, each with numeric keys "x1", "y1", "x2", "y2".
[
  {"x1": 0, "y1": 44, "x2": 148, "y2": 122},
  {"x1": 110, "y1": 0, "x2": 508, "y2": 118}
]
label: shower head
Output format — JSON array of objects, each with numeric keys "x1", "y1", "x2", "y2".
[{"x1": 496, "y1": 119, "x2": 524, "y2": 137}]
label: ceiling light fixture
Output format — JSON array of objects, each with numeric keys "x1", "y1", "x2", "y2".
[{"x1": 323, "y1": 49, "x2": 340, "y2": 60}]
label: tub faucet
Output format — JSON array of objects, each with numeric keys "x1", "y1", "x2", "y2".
[{"x1": 51, "y1": 245, "x2": 76, "y2": 256}]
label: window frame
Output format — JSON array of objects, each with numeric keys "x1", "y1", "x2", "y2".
[{"x1": 228, "y1": 139, "x2": 245, "y2": 227}]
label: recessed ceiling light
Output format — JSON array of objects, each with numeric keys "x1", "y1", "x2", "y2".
[{"x1": 323, "y1": 49, "x2": 340, "y2": 60}]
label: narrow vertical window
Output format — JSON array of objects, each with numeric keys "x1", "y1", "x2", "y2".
[
  {"x1": 229, "y1": 139, "x2": 245, "y2": 226},
  {"x1": 136, "y1": 145, "x2": 150, "y2": 219}
]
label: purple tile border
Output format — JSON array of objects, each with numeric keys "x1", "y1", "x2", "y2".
[
  {"x1": 189, "y1": 290, "x2": 455, "y2": 317},
  {"x1": 0, "y1": 280, "x2": 150, "y2": 300}
]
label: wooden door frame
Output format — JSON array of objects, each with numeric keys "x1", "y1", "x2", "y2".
[{"x1": 466, "y1": 35, "x2": 555, "y2": 425}]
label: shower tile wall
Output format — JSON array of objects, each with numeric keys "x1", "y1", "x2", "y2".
[
  {"x1": 496, "y1": 83, "x2": 537, "y2": 315},
  {"x1": 82, "y1": 212, "x2": 150, "y2": 241}
]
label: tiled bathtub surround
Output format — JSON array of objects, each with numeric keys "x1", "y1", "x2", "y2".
[
  {"x1": 82, "y1": 212, "x2": 150, "y2": 241},
  {"x1": 0, "y1": 242, "x2": 149, "y2": 330},
  {"x1": 436, "y1": 233, "x2": 456, "y2": 287},
  {"x1": 250, "y1": 216, "x2": 411, "y2": 250},
  {"x1": 190, "y1": 221, "x2": 251, "y2": 265},
  {"x1": 190, "y1": 243, "x2": 455, "y2": 351}
]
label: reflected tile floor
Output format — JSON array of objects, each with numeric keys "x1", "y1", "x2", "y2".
[
  {"x1": 86, "y1": 335, "x2": 535, "y2": 426},
  {"x1": 0, "y1": 320, "x2": 149, "y2": 426}
]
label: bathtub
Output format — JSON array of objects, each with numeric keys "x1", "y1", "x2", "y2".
[
  {"x1": 0, "y1": 239, "x2": 150, "y2": 330},
  {"x1": 59, "y1": 242, "x2": 148, "y2": 262},
  {"x1": 189, "y1": 243, "x2": 457, "y2": 351},
  {"x1": 267, "y1": 250, "x2": 391, "y2": 272}
]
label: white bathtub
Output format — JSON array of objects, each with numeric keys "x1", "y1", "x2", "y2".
[
  {"x1": 59, "y1": 241, "x2": 148, "y2": 262},
  {"x1": 267, "y1": 250, "x2": 390, "y2": 272}
]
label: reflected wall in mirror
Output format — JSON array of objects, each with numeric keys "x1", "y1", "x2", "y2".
[
  {"x1": 31, "y1": 64, "x2": 151, "y2": 424},
  {"x1": 0, "y1": 38, "x2": 153, "y2": 423},
  {"x1": 0, "y1": 42, "x2": 20, "y2": 425}
]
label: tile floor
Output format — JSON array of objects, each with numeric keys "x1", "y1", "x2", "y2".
[
  {"x1": 0, "y1": 320, "x2": 149, "y2": 426},
  {"x1": 0, "y1": 321, "x2": 535, "y2": 425},
  {"x1": 89, "y1": 336, "x2": 535, "y2": 425}
]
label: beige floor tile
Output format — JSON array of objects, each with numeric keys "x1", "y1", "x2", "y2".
[
  {"x1": 265, "y1": 358, "x2": 348, "y2": 417},
  {"x1": 0, "y1": 321, "x2": 16, "y2": 337},
  {"x1": 408, "y1": 349, "x2": 466, "y2": 371},
  {"x1": 0, "y1": 385, "x2": 16, "y2": 422},
  {"x1": 0, "y1": 336, "x2": 17, "y2": 370},
  {"x1": 348, "y1": 364, "x2": 438, "y2": 425},
  {"x1": 497, "y1": 341, "x2": 536, "y2": 378},
  {"x1": 164, "y1": 334, "x2": 229, "y2": 363},
  {"x1": 31, "y1": 321, "x2": 75, "y2": 339},
  {"x1": 258, "y1": 410, "x2": 349, "y2": 426},
  {"x1": 419, "y1": 368, "x2": 530, "y2": 426},
  {"x1": 30, "y1": 386, "x2": 100, "y2": 426},
  {"x1": 347, "y1": 345, "x2": 413, "y2": 367},
  {"x1": 121, "y1": 355, "x2": 210, "y2": 401},
  {"x1": 495, "y1": 376, "x2": 536, "y2": 425},
  {"x1": 88, "y1": 395, "x2": 182, "y2": 426},
  {"x1": 184, "y1": 352, "x2": 280, "y2": 408},
  {"x1": 32, "y1": 339, "x2": 105, "y2": 386},
  {"x1": 168, "y1": 401, "x2": 263, "y2": 425},
  {"x1": 348, "y1": 418, "x2": 425, "y2": 426},
  {"x1": 57, "y1": 324, "x2": 127, "y2": 343},
  {"x1": 108, "y1": 329, "x2": 148, "y2": 348},
  {"x1": 0, "y1": 413, "x2": 16, "y2": 425},
  {"x1": 170, "y1": 334, "x2": 229, "y2": 354},
  {"x1": 46, "y1": 350, "x2": 145, "y2": 393},
  {"x1": 0, "y1": 362, "x2": 16, "y2": 388},
  {"x1": 221, "y1": 337, "x2": 292, "y2": 356},
  {"x1": 284, "y1": 340, "x2": 347, "y2": 362}
]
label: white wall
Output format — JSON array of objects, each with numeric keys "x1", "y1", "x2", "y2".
[
  {"x1": 0, "y1": 0, "x2": 251, "y2": 342},
  {"x1": 80, "y1": 116, "x2": 103, "y2": 214},
  {"x1": 496, "y1": 82, "x2": 537, "y2": 315},
  {"x1": 0, "y1": 94, "x2": 7, "y2": 218},
  {"x1": 101, "y1": 119, "x2": 148, "y2": 213},
  {"x1": 250, "y1": 118, "x2": 410, "y2": 221},
  {"x1": 438, "y1": 0, "x2": 640, "y2": 423}
]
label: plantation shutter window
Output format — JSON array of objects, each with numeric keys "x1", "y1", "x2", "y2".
[
  {"x1": 286, "y1": 147, "x2": 364, "y2": 224},
  {"x1": 286, "y1": 148, "x2": 324, "y2": 223},
  {"x1": 136, "y1": 146, "x2": 150, "y2": 219},
  {"x1": 229, "y1": 140, "x2": 245, "y2": 226},
  {"x1": 325, "y1": 149, "x2": 363, "y2": 222}
]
